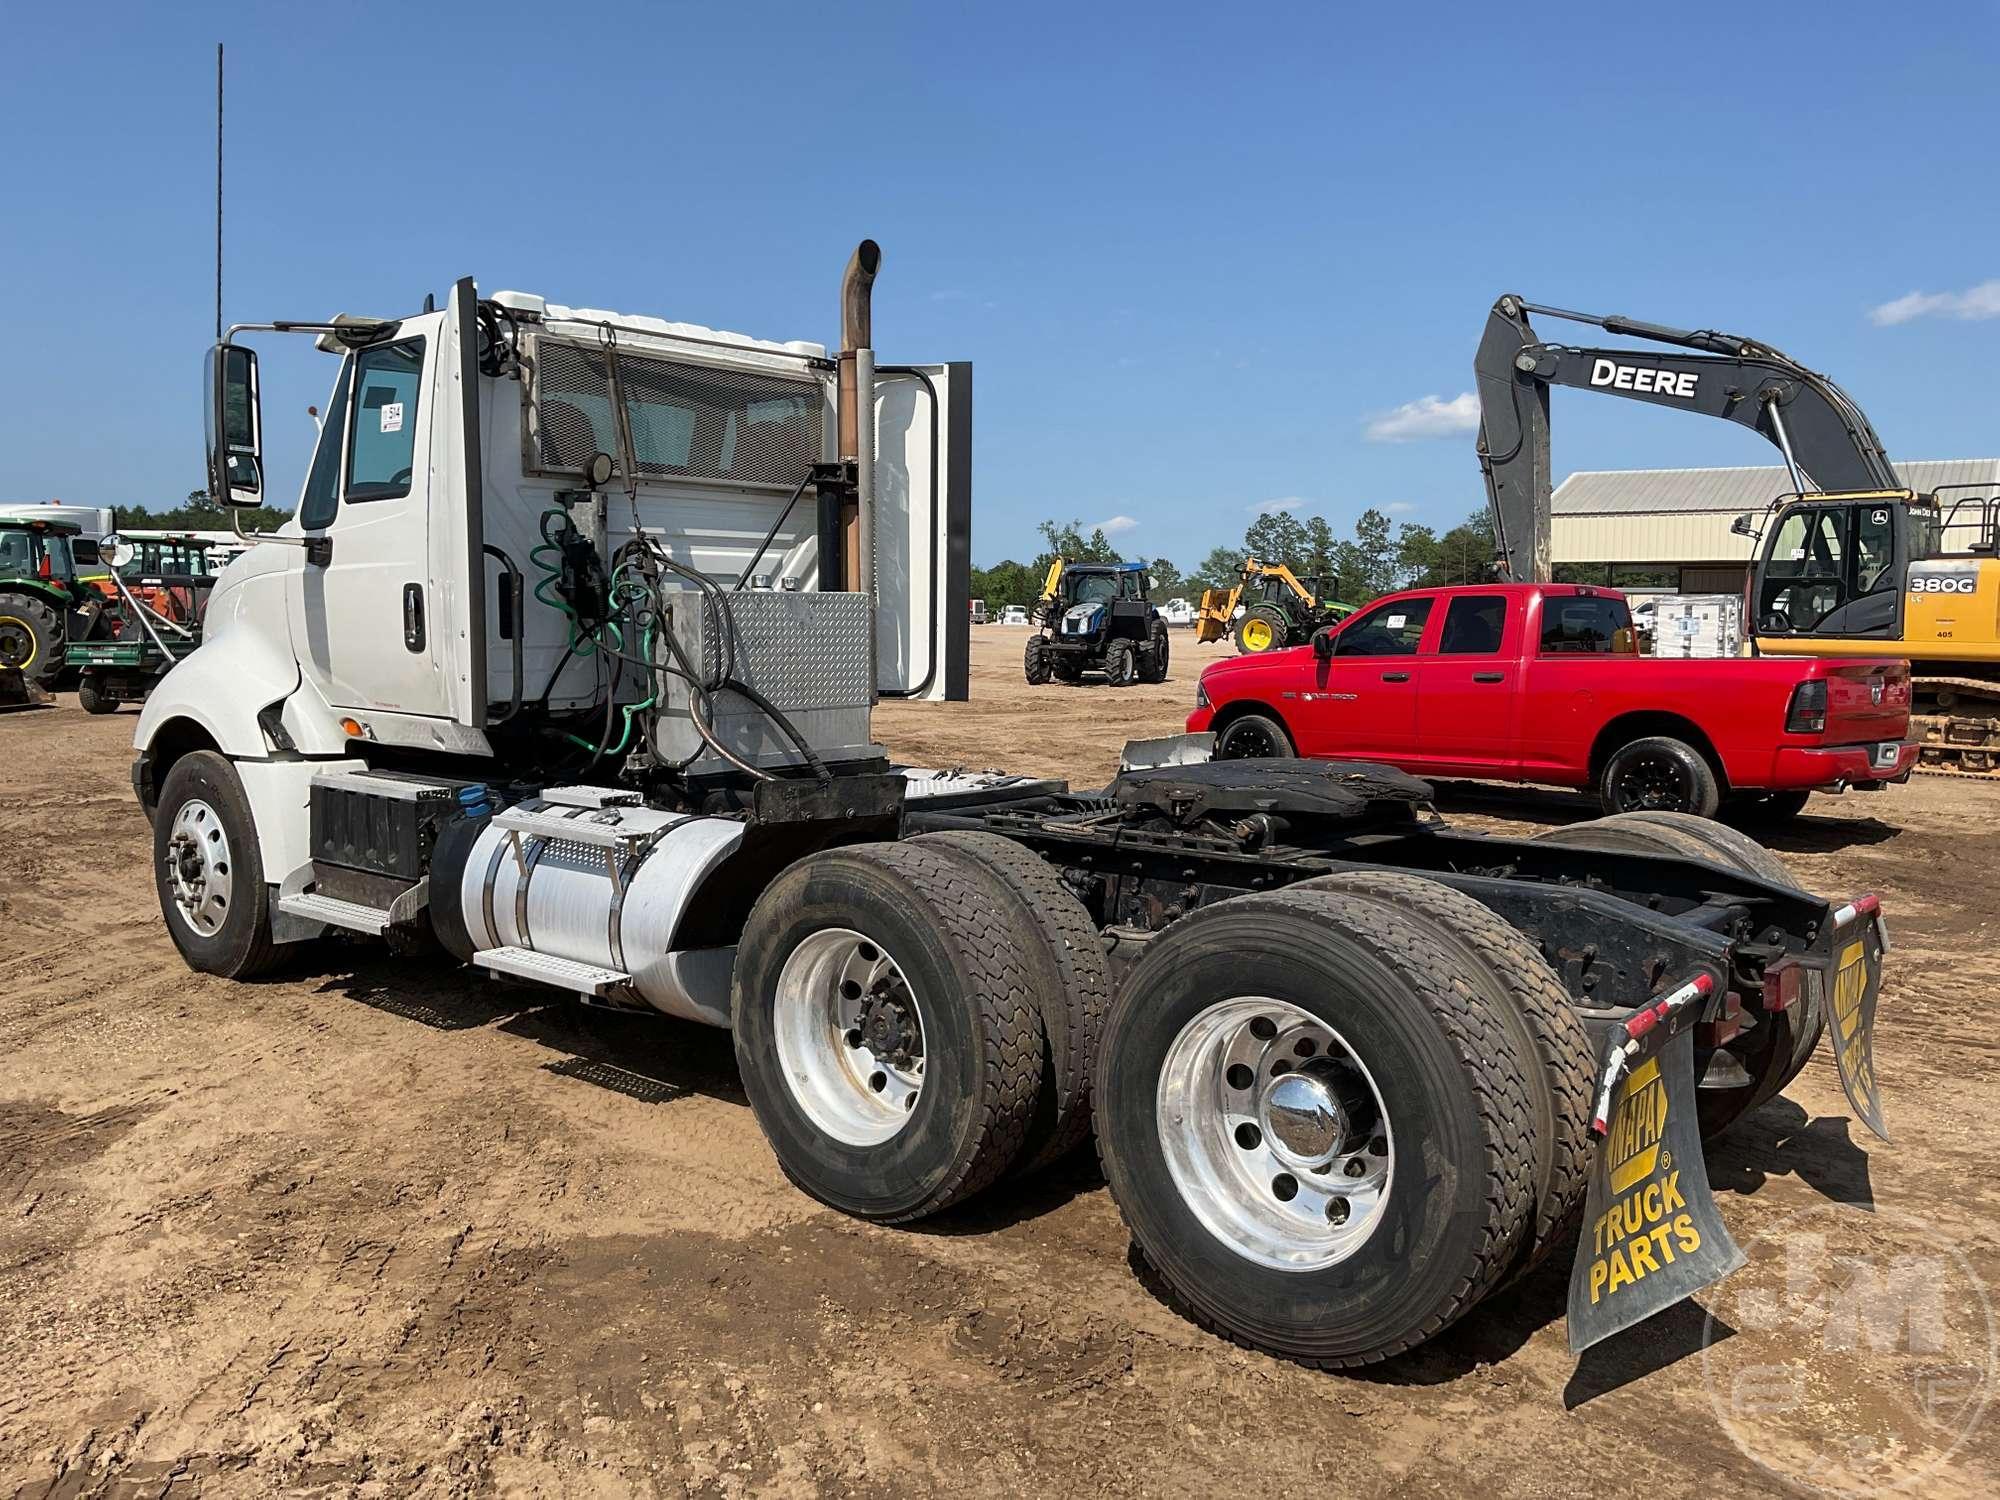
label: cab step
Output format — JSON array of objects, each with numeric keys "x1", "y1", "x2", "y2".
[
  {"x1": 276, "y1": 891, "x2": 392, "y2": 936},
  {"x1": 473, "y1": 945, "x2": 633, "y2": 997}
]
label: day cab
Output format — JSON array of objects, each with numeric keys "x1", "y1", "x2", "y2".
[{"x1": 1188, "y1": 583, "x2": 1918, "y2": 820}]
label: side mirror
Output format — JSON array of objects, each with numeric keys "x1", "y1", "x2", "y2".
[
  {"x1": 1730, "y1": 513, "x2": 1758, "y2": 538},
  {"x1": 1312, "y1": 626, "x2": 1336, "y2": 661},
  {"x1": 98, "y1": 532, "x2": 129, "y2": 569},
  {"x1": 1760, "y1": 610, "x2": 1792, "y2": 634},
  {"x1": 205, "y1": 343, "x2": 264, "y2": 507}
]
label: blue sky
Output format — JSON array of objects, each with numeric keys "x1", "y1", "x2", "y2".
[{"x1": 3, "y1": 3, "x2": 1995, "y2": 567}]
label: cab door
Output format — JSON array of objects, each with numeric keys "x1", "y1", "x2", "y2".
[
  {"x1": 286, "y1": 317, "x2": 453, "y2": 718},
  {"x1": 1755, "y1": 499, "x2": 1903, "y2": 641},
  {"x1": 1294, "y1": 595, "x2": 1433, "y2": 758},
  {"x1": 873, "y1": 363, "x2": 971, "y2": 702},
  {"x1": 1411, "y1": 593, "x2": 1521, "y2": 774}
]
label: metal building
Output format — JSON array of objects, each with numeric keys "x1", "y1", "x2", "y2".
[{"x1": 1551, "y1": 459, "x2": 2000, "y2": 593}]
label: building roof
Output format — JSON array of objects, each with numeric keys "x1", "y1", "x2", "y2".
[{"x1": 1552, "y1": 460, "x2": 2000, "y2": 516}]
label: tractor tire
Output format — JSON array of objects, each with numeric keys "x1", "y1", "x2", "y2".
[
  {"x1": 731, "y1": 842, "x2": 1046, "y2": 1223},
  {"x1": 1024, "y1": 635, "x2": 1051, "y2": 685},
  {"x1": 914, "y1": 830, "x2": 1109, "y2": 1174},
  {"x1": 153, "y1": 750, "x2": 284, "y2": 980},
  {"x1": 1095, "y1": 887, "x2": 1540, "y2": 1367},
  {"x1": 1104, "y1": 637, "x2": 1139, "y2": 687},
  {"x1": 1597, "y1": 735, "x2": 1721, "y2": 819},
  {"x1": 1292, "y1": 872, "x2": 1595, "y2": 1281},
  {"x1": 0, "y1": 592, "x2": 62, "y2": 687},
  {"x1": 1214, "y1": 711, "x2": 1294, "y2": 760},
  {"x1": 1140, "y1": 620, "x2": 1171, "y2": 684},
  {"x1": 1532, "y1": 815, "x2": 1817, "y2": 1141},
  {"x1": 77, "y1": 675, "x2": 120, "y2": 715},
  {"x1": 1235, "y1": 604, "x2": 1289, "y2": 655}
]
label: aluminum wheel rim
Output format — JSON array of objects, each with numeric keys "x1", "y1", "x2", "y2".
[
  {"x1": 1158, "y1": 997, "x2": 1393, "y2": 1272},
  {"x1": 1219, "y1": 719, "x2": 1281, "y2": 759},
  {"x1": 774, "y1": 927, "x2": 925, "y2": 1146},
  {"x1": 165, "y1": 797, "x2": 233, "y2": 937},
  {"x1": 1613, "y1": 751, "x2": 1693, "y2": 811}
]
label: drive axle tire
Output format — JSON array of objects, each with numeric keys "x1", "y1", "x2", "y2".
[
  {"x1": 1024, "y1": 636, "x2": 1051, "y2": 685},
  {"x1": 1293, "y1": 872, "x2": 1595, "y2": 1280},
  {"x1": 153, "y1": 750, "x2": 283, "y2": 979},
  {"x1": 1095, "y1": 888, "x2": 1540, "y2": 1367},
  {"x1": 1214, "y1": 711, "x2": 1294, "y2": 760},
  {"x1": 1597, "y1": 735, "x2": 1721, "y2": 819},
  {"x1": 914, "y1": 831, "x2": 1109, "y2": 1174},
  {"x1": 731, "y1": 842, "x2": 1046, "y2": 1223},
  {"x1": 1105, "y1": 637, "x2": 1139, "y2": 687},
  {"x1": 77, "y1": 676, "x2": 120, "y2": 715}
]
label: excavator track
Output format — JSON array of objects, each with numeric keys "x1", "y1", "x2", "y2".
[{"x1": 1914, "y1": 677, "x2": 2000, "y2": 778}]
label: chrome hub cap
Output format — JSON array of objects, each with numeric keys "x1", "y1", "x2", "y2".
[
  {"x1": 774, "y1": 928, "x2": 924, "y2": 1146},
  {"x1": 1158, "y1": 997, "x2": 1393, "y2": 1271},
  {"x1": 165, "y1": 797, "x2": 233, "y2": 937}
]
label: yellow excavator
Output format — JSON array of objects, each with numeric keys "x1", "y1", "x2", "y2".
[
  {"x1": 1196, "y1": 559, "x2": 1355, "y2": 654},
  {"x1": 1475, "y1": 294, "x2": 2000, "y2": 775}
]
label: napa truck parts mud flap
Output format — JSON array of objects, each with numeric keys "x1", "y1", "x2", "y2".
[
  {"x1": 1827, "y1": 895, "x2": 1891, "y2": 1141},
  {"x1": 1567, "y1": 898, "x2": 1892, "y2": 1353},
  {"x1": 1569, "y1": 977, "x2": 1744, "y2": 1352}
]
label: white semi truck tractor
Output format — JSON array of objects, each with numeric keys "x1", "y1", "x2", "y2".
[{"x1": 132, "y1": 245, "x2": 1892, "y2": 1365}]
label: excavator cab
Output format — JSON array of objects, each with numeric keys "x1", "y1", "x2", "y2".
[{"x1": 1750, "y1": 490, "x2": 1917, "y2": 640}]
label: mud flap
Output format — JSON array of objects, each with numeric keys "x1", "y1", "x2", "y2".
[
  {"x1": 1567, "y1": 1027, "x2": 1745, "y2": 1353},
  {"x1": 1827, "y1": 921, "x2": 1890, "y2": 1142}
]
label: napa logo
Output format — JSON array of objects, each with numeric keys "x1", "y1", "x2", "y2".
[{"x1": 1607, "y1": 1057, "x2": 1669, "y2": 1195}]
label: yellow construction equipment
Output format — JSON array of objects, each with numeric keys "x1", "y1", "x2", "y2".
[{"x1": 1196, "y1": 559, "x2": 1353, "y2": 654}]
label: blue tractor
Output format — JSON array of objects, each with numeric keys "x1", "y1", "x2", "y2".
[{"x1": 1023, "y1": 560, "x2": 1168, "y2": 687}]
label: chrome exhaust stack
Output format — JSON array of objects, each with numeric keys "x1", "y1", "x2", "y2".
[{"x1": 835, "y1": 240, "x2": 880, "y2": 607}]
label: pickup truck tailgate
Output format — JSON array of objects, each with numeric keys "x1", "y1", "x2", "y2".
[{"x1": 1823, "y1": 661, "x2": 1911, "y2": 745}]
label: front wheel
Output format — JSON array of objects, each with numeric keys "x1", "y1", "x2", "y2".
[
  {"x1": 1104, "y1": 637, "x2": 1139, "y2": 686},
  {"x1": 1597, "y1": 734, "x2": 1720, "y2": 818},
  {"x1": 1023, "y1": 635, "x2": 1051, "y2": 685},
  {"x1": 1214, "y1": 711, "x2": 1294, "y2": 760},
  {"x1": 153, "y1": 750, "x2": 283, "y2": 978}
]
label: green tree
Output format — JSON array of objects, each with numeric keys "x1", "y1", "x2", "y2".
[
  {"x1": 1243, "y1": 509, "x2": 1307, "y2": 567},
  {"x1": 1301, "y1": 516, "x2": 1337, "y2": 582},
  {"x1": 1032, "y1": 518, "x2": 1122, "y2": 576},
  {"x1": 971, "y1": 558, "x2": 1041, "y2": 609},
  {"x1": 1189, "y1": 545, "x2": 1247, "y2": 596}
]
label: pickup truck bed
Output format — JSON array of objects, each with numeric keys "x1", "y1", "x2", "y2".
[{"x1": 1188, "y1": 582, "x2": 1916, "y2": 819}]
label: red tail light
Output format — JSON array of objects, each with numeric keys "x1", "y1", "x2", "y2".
[
  {"x1": 1785, "y1": 679, "x2": 1827, "y2": 734},
  {"x1": 1763, "y1": 956, "x2": 1804, "y2": 1012}
]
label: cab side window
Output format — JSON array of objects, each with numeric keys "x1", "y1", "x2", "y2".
[
  {"x1": 1333, "y1": 598, "x2": 1433, "y2": 656},
  {"x1": 299, "y1": 357, "x2": 353, "y2": 531},
  {"x1": 346, "y1": 339, "x2": 425, "y2": 502},
  {"x1": 1436, "y1": 595, "x2": 1506, "y2": 654}
]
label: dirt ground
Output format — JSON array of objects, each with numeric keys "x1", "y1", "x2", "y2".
[{"x1": 4, "y1": 626, "x2": 1998, "y2": 1497}]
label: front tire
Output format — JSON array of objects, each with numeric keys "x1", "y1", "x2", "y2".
[
  {"x1": 1095, "y1": 888, "x2": 1540, "y2": 1367},
  {"x1": 153, "y1": 750, "x2": 283, "y2": 979},
  {"x1": 1104, "y1": 637, "x2": 1139, "y2": 686},
  {"x1": 1597, "y1": 734, "x2": 1721, "y2": 819},
  {"x1": 731, "y1": 843, "x2": 1046, "y2": 1222},
  {"x1": 1024, "y1": 635, "x2": 1051, "y2": 685},
  {"x1": 1214, "y1": 711, "x2": 1294, "y2": 760}
]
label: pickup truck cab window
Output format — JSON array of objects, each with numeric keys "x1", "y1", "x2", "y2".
[
  {"x1": 1333, "y1": 598, "x2": 1433, "y2": 656},
  {"x1": 1539, "y1": 596, "x2": 1631, "y2": 654},
  {"x1": 346, "y1": 338, "x2": 426, "y2": 503},
  {"x1": 1436, "y1": 595, "x2": 1506, "y2": 655}
]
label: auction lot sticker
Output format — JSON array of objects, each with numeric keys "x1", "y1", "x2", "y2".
[{"x1": 1701, "y1": 1204, "x2": 1995, "y2": 1497}]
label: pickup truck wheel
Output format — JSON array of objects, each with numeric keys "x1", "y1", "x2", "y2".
[
  {"x1": 731, "y1": 843, "x2": 1045, "y2": 1223},
  {"x1": 1024, "y1": 636, "x2": 1051, "y2": 685},
  {"x1": 1293, "y1": 873, "x2": 1595, "y2": 1282},
  {"x1": 914, "y1": 831, "x2": 1109, "y2": 1174},
  {"x1": 1598, "y1": 735, "x2": 1720, "y2": 819},
  {"x1": 1533, "y1": 817, "x2": 1814, "y2": 1141},
  {"x1": 1214, "y1": 711, "x2": 1294, "y2": 760},
  {"x1": 1094, "y1": 888, "x2": 1539, "y2": 1367},
  {"x1": 153, "y1": 750, "x2": 283, "y2": 979}
]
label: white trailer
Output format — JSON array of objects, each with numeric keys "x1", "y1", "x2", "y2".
[{"x1": 130, "y1": 244, "x2": 1890, "y2": 1367}]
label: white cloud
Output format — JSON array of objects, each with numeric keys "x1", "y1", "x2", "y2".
[
  {"x1": 1385, "y1": 501, "x2": 1418, "y2": 515},
  {"x1": 1247, "y1": 496, "x2": 1307, "y2": 515},
  {"x1": 1090, "y1": 514, "x2": 1138, "y2": 536},
  {"x1": 1364, "y1": 392, "x2": 1481, "y2": 443},
  {"x1": 1868, "y1": 279, "x2": 2000, "y2": 326}
]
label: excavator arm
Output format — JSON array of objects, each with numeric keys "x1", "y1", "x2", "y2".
[{"x1": 1474, "y1": 295, "x2": 1900, "y2": 581}]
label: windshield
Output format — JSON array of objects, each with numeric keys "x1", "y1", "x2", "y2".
[{"x1": 1071, "y1": 574, "x2": 1119, "y2": 605}]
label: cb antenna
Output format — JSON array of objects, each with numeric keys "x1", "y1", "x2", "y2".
[{"x1": 214, "y1": 42, "x2": 223, "y2": 342}]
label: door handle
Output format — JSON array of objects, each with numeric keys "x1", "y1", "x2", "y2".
[
  {"x1": 1381, "y1": 671, "x2": 1410, "y2": 683},
  {"x1": 1473, "y1": 671, "x2": 1505, "y2": 683},
  {"x1": 402, "y1": 583, "x2": 426, "y2": 652}
]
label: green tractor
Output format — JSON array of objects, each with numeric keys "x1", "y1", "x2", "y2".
[{"x1": 0, "y1": 517, "x2": 107, "y2": 700}]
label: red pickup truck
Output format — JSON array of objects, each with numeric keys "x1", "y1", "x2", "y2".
[{"x1": 1187, "y1": 583, "x2": 1917, "y2": 820}]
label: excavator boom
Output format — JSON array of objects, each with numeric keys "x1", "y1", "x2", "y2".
[{"x1": 1474, "y1": 294, "x2": 1900, "y2": 581}]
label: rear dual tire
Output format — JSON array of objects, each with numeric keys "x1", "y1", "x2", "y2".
[{"x1": 1094, "y1": 885, "x2": 1556, "y2": 1366}]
